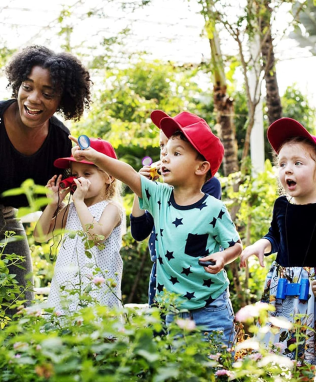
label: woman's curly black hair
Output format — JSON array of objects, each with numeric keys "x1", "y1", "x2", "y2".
[{"x1": 5, "y1": 45, "x2": 91, "y2": 121}]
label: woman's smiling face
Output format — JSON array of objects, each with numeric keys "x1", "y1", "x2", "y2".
[{"x1": 17, "y1": 66, "x2": 61, "y2": 129}]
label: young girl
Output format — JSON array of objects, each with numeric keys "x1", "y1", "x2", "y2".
[
  {"x1": 34, "y1": 138, "x2": 123, "y2": 313},
  {"x1": 240, "y1": 117, "x2": 316, "y2": 364}
]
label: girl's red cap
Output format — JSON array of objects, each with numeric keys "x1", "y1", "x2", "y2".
[
  {"x1": 54, "y1": 138, "x2": 117, "y2": 169},
  {"x1": 268, "y1": 117, "x2": 316, "y2": 154}
]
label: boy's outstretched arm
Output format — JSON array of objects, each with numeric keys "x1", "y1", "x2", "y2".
[
  {"x1": 240, "y1": 238, "x2": 271, "y2": 268},
  {"x1": 200, "y1": 240, "x2": 242, "y2": 275},
  {"x1": 70, "y1": 136, "x2": 142, "y2": 197}
]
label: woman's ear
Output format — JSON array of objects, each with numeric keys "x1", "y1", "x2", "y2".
[{"x1": 195, "y1": 161, "x2": 210, "y2": 177}]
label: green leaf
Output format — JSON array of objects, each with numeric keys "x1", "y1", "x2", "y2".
[
  {"x1": 153, "y1": 367, "x2": 179, "y2": 382},
  {"x1": 136, "y1": 349, "x2": 159, "y2": 363},
  {"x1": 85, "y1": 251, "x2": 92, "y2": 259},
  {"x1": 2, "y1": 188, "x2": 24, "y2": 197}
]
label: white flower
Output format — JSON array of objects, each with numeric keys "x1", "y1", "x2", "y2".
[
  {"x1": 249, "y1": 352, "x2": 262, "y2": 361},
  {"x1": 258, "y1": 354, "x2": 294, "y2": 369},
  {"x1": 235, "y1": 339, "x2": 260, "y2": 351},
  {"x1": 269, "y1": 316, "x2": 293, "y2": 330},
  {"x1": 92, "y1": 276, "x2": 105, "y2": 286},
  {"x1": 176, "y1": 318, "x2": 196, "y2": 331},
  {"x1": 235, "y1": 302, "x2": 270, "y2": 322}
]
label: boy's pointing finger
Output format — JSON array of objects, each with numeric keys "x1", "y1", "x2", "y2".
[{"x1": 69, "y1": 135, "x2": 79, "y2": 145}]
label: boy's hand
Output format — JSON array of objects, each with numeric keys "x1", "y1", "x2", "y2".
[
  {"x1": 199, "y1": 254, "x2": 225, "y2": 274},
  {"x1": 46, "y1": 175, "x2": 69, "y2": 206},
  {"x1": 311, "y1": 280, "x2": 316, "y2": 297},
  {"x1": 69, "y1": 135, "x2": 99, "y2": 164},
  {"x1": 240, "y1": 244, "x2": 265, "y2": 268},
  {"x1": 139, "y1": 162, "x2": 161, "y2": 181},
  {"x1": 139, "y1": 165, "x2": 152, "y2": 179}
]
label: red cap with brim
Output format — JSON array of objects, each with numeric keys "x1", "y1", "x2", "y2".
[
  {"x1": 151, "y1": 110, "x2": 169, "y2": 128},
  {"x1": 268, "y1": 117, "x2": 316, "y2": 154},
  {"x1": 159, "y1": 113, "x2": 224, "y2": 177},
  {"x1": 54, "y1": 138, "x2": 117, "y2": 169}
]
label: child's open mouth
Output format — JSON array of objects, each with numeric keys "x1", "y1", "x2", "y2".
[
  {"x1": 286, "y1": 179, "x2": 296, "y2": 189},
  {"x1": 161, "y1": 166, "x2": 170, "y2": 175}
]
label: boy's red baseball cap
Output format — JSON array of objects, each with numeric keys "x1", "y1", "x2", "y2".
[
  {"x1": 268, "y1": 117, "x2": 316, "y2": 154},
  {"x1": 151, "y1": 110, "x2": 224, "y2": 177},
  {"x1": 54, "y1": 138, "x2": 117, "y2": 169}
]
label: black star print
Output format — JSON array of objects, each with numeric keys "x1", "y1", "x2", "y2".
[
  {"x1": 160, "y1": 229, "x2": 164, "y2": 237},
  {"x1": 165, "y1": 251, "x2": 174, "y2": 261},
  {"x1": 158, "y1": 256, "x2": 164, "y2": 265},
  {"x1": 205, "y1": 295, "x2": 215, "y2": 306},
  {"x1": 203, "y1": 279, "x2": 215, "y2": 287},
  {"x1": 167, "y1": 199, "x2": 172, "y2": 207},
  {"x1": 218, "y1": 209, "x2": 225, "y2": 219},
  {"x1": 213, "y1": 235, "x2": 218, "y2": 241},
  {"x1": 197, "y1": 202, "x2": 207, "y2": 210},
  {"x1": 157, "y1": 200, "x2": 161, "y2": 209},
  {"x1": 170, "y1": 276, "x2": 179, "y2": 285},
  {"x1": 228, "y1": 239, "x2": 236, "y2": 247},
  {"x1": 181, "y1": 267, "x2": 192, "y2": 276},
  {"x1": 145, "y1": 189, "x2": 151, "y2": 200},
  {"x1": 172, "y1": 218, "x2": 183, "y2": 228},
  {"x1": 155, "y1": 233, "x2": 158, "y2": 241},
  {"x1": 184, "y1": 291, "x2": 195, "y2": 300},
  {"x1": 210, "y1": 217, "x2": 217, "y2": 228},
  {"x1": 157, "y1": 283, "x2": 164, "y2": 293}
]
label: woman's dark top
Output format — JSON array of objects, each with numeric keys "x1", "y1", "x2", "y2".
[
  {"x1": 0, "y1": 99, "x2": 72, "y2": 208},
  {"x1": 264, "y1": 195, "x2": 316, "y2": 267}
]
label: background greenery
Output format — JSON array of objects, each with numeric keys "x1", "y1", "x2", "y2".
[{"x1": 24, "y1": 60, "x2": 315, "y2": 308}]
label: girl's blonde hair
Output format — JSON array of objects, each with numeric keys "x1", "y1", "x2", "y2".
[{"x1": 104, "y1": 174, "x2": 122, "y2": 205}]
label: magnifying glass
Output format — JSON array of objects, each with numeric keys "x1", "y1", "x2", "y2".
[
  {"x1": 78, "y1": 135, "x2": 90, "y2": 150},
  {"x1": 142, "y1": 156, "x2": 153, "y2": 166}
]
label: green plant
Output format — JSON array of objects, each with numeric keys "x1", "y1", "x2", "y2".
[{"x1": 0, "y1": 231, "x2": 32, "y2": 328}]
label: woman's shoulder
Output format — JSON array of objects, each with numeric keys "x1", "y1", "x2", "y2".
[
  {"x1": 49, "y1": 115, "x2": 70, "y2": 135},
  {"x1": 0, "y1": 99, "x2": 16, "y2": 116}
]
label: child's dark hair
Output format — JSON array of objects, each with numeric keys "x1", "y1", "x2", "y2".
[
  {"x1": 171, "y1": 131, "x2": 212, "y2": 181},
  {"x1": 5, "y1": 45, "x2": 91, "y2": 121}
]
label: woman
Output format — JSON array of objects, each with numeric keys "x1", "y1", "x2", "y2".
[{"x1": 0, "y1": 45, "x2": 91, "y2": 310}]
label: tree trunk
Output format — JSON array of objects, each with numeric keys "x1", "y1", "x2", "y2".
[
  {"x1": 261, "y1": 2, "x2": 282, "y2": 124},
  {"x1": 209, "y1": 50, "x2": 246, "y2": 308},
  {"x1": 213, "y1": 83, "x2": 239, "y2": 176}
]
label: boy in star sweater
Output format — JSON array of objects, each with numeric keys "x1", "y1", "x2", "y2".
[{"x1": 70, "y1": 111, "x2": 242, "y2": 347}]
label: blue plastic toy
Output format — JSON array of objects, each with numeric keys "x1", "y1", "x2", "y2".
[{"x1": 276, "y1": 278, "x2": 309, "y2": 301}]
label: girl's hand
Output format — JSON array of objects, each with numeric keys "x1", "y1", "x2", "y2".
[
  {"x1": 240, "y1": 244, "x2": 265, "y2": 268},
  {"x1": 200, "y1": 253, "x2": 225, "y2": 274},
  {"x1": 72, "y1": 177, "x2": 91, "y2": 202},
  {"x1": 46, "y1": 175, "x2": 69, "y2": 206},
  {"x1": 311, "y1": 280, "x2": 316, "y2": 297}
]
